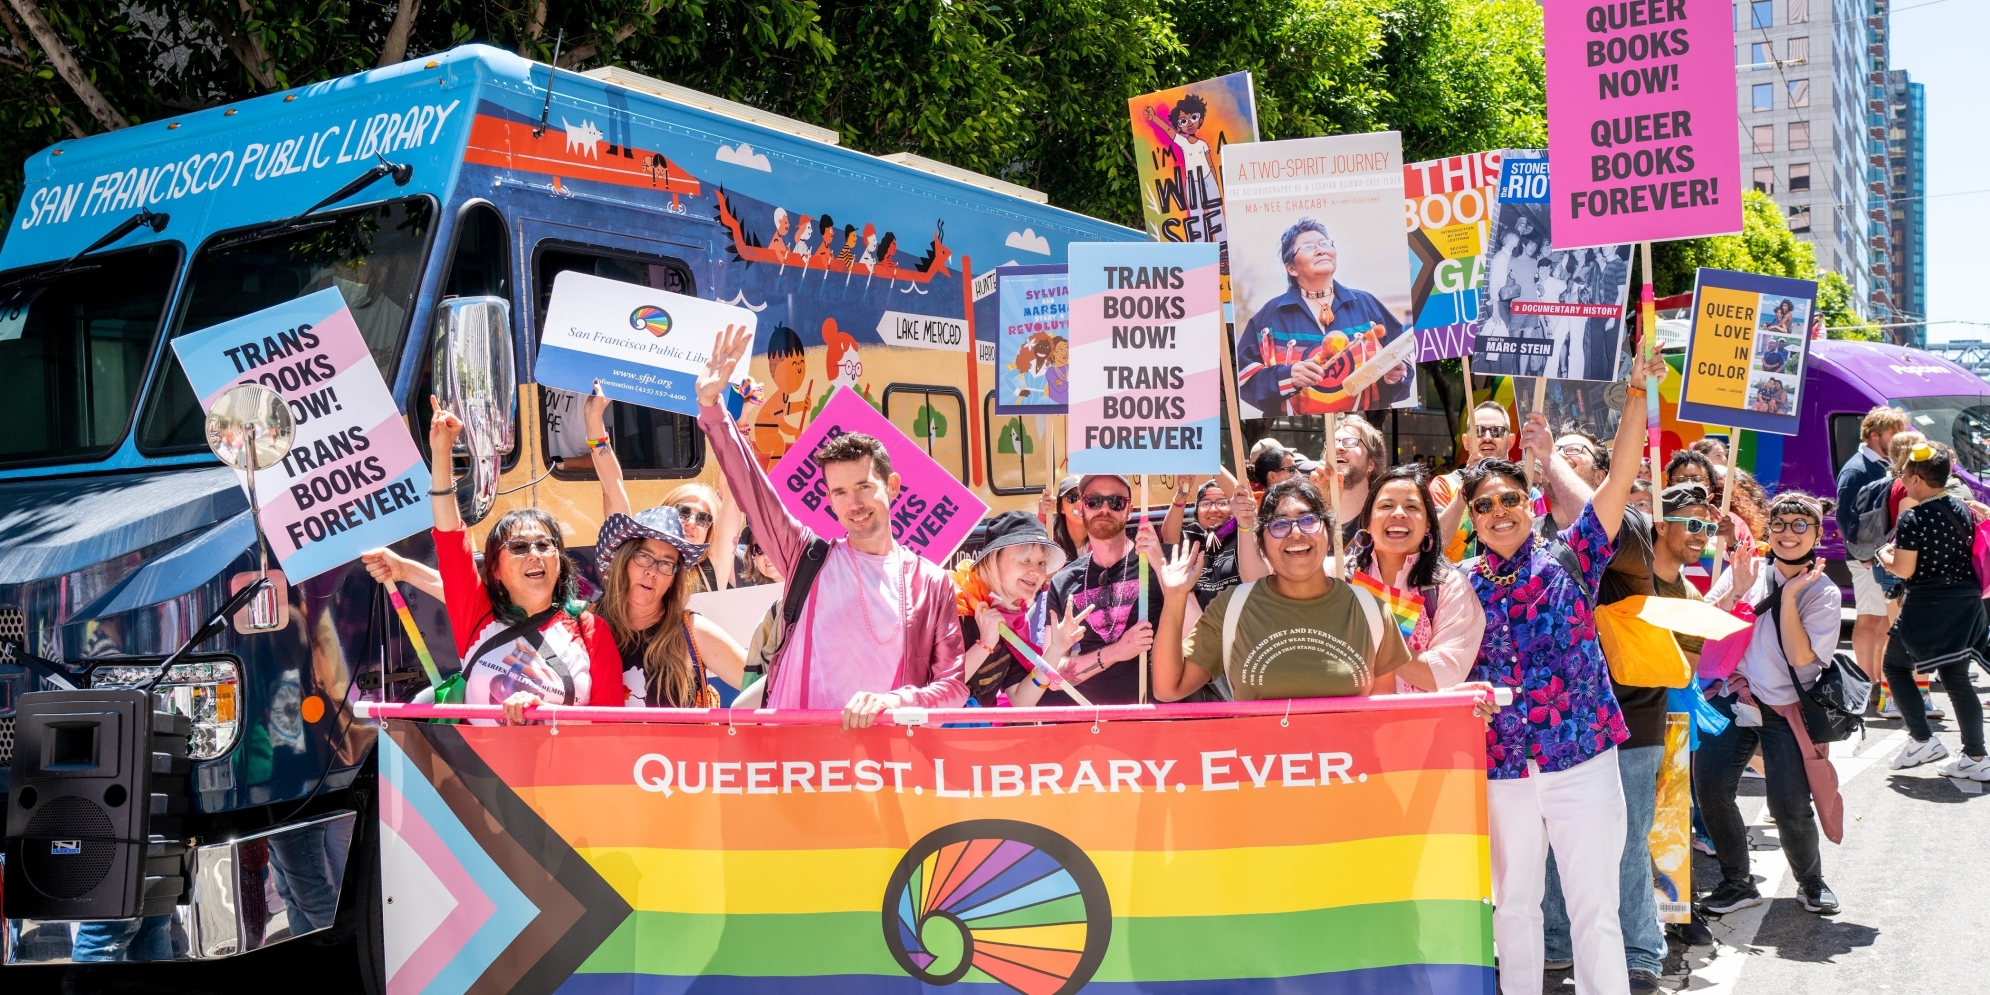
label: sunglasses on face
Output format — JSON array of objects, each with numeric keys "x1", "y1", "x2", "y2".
[
  {"x1": 1265, "y1": 514, "x2": 1325, "y2": 539},
  {"x1": 1474, "y1": 425, "x2": 1510, "y2": 439},
  {"x1": 1083, "y1": 493, "x2": 1129, "y2": 511},
  {"x1": 1469, "y1": 491, "x2": 1528, "y2": 516},
  {"x1": 1664, "y1": 516, "x2": 1719, "y2": 536},
  {"x1": 748, "y1": 543, "x2": 765, "y2": 558},
  {"x1": 675, "y1": 505, "x2": 715, "y2": 529},
  {"x1": 630, "y1": 549, "x2": 680, "y2": 575},
  {"x1": 1768, "y1": 518, "x2": 1814, "y2": 534},
  {"x1": 504, "y1": 538, "x2": 558, "y2": 557}
]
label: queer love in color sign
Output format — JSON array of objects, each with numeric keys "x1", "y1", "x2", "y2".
[
  {"x1": 171, "y1": 287, "x2": 433, "y2": 582},
  {"x1": 768, "y1": 386, "x2": 988, "y2": 565},
  {"x1": 1065, "y1": 242, "x2": 1221, "y2": 476},
  {"x1": 1543, "y1": 0, "x2": 1742, "y2": 247},
  {"x1": 537, "y1": 270, "x2": 758, "y2": 418},
  {"x1": 1677, "y1": 268, "x2": 1816, "y2": 434}
]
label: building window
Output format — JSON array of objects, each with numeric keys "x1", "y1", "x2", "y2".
[
  {"x1": 1789, "y1": 205, "x2": 1811, "y2": 233},
  {"x1": 1751, "y1": 42, "x2": 1774, "y2": 69},
  {"x1": 1751, "y1": 0, "x2": 1773, "y2": 27},
  {"x1": 1753, "y1": 83, "x2": 1774, "y2": 111},
  {"x1": 1789, "y1": 120, "x2": 1811, "y2": 149},
  {"x1": 1754, "y1": 167, "x2": 1776, "y2": 195},
  {"x1": 1787, "y1": 79, "x2": 1809, "y2": 108},
  {"x1": 1790, "y1": 162, "x2": 1811, "y2": 191},
  {"x1": 1786, "y1": 0, "x2": 1808, "y2": 23},
  {"x1": 1785, "y1": 36, "x2": 1809, "y2": 65},
  {"x1": 1752, "y1": 126, "x2": 1775, "y2": 153}
]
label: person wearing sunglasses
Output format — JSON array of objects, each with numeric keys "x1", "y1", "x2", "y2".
[
  {"x1": 1698, "y1": 492, "x2": 1845, "y2": 917},
  {"x1": 1460, "y1": 351, "x2": 1666, "y2": 995},
  {"x1": 1040, "y1": 474, "x2": 1173, "y2": 705},
  {"x1": 1038, "y1": 474, "x2": 1086, "y2": 564},
  {"x1": 583, "y1": 385, "x2": 742, "y2": 594},
  {"x1": 592, "y1": 506, "x2": 750, "y2": 707},
  {"x1": 1431, "y1": 401, "x2": 1516, "y2": 562},
  {"x1": 427, "y1": 401, "x2": 625, "y2": 724}
]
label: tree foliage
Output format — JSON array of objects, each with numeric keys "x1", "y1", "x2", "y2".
[
  {"x1": 0, "y1": 0, "x2": 1546, "y2": 229},
  {"x1": 1646, "y1": 190, "x2": 1879, "y2": 340}
]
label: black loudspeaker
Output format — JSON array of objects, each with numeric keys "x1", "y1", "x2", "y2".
[{"x1": 3, "y1": 690, "x2": 190, "y2": 920}]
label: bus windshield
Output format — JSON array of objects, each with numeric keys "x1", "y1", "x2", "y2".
[
  {"x1": 138, "y1": 197, "x2": 435, "y2": 452},
  {"x1": 0, "y1": 244, "x2": 181, "y2": 467},
  {"x1": 1892, "y1": 394, "x2": 1990, "y2": 477}
]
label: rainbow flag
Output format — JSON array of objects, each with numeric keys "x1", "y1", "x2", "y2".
[
  {"x1": 1348, "y1": 571, "x2": 1425, "y2": 645},
  {"x1": 379, "y1": 704, "x2": 1492, "y2": 994}
]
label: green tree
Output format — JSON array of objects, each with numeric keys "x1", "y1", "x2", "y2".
[
  {"x1": 1649, "y1": 189, "x2": 1817, "y2": 296},
  {"x1": 1816, "y1": 271, "x2": 1881, "y2": 341}
]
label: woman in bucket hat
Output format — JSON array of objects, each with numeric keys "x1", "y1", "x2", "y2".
[
  {"x1": 952, "y1": 511, "x2": 1089, "y2": 706},
  {"x1": 593, "y1": 506, "x2": 750, "y2": 707}
]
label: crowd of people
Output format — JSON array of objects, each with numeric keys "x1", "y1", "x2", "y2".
[{"x1": 360, "y1": 325, "x2": 1990, "y2": 995}]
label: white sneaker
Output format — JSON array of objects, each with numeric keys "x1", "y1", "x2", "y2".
[
  {"x1": 1926, "y1": 694, "x2": 1946, "y2": 719},
  {"x1": 1891, "y1": 737, "x2": 1950, "y2": 770},
  {"x1": 1881, "y1": 697, "x2": 1902, "y2": 718},
  {"x1": 1937, "y1": 755, "x2": 1990, "y2": 781}
]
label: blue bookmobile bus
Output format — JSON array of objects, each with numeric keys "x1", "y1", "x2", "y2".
[{"x1": 0, "y1": 44, "x2": 1138, "y2": 979}]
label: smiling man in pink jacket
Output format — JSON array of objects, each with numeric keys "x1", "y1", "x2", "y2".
[{"x1": 694, "y1": 325, "x2": 967, "y2": 728}]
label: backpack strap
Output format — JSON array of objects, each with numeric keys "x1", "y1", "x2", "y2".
[
  {"x1": 783, "y1": 537, "x2": 834, "y2": 627},
  {"x1": 1221, "y1": 581, "x2": 1256, "y2": 677},
  {"x1": 1347, "y1": 582, "x2": 1386, "y2": 659},
  {"x1": 466, "y1": 607, "x2": 574, "y2": 704},
  {"x1": 1547, "y1": 539, "x2": 1598, "y2": 606}
]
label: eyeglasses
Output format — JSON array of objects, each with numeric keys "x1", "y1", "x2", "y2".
[
  {"x1": 748, "y1": 543, "x2": 765, "y2": 558},
  {"x1": 1474, "y1": 425, "x2": 1510, "y2": 438},
  {"x1": 1768, "y1": 518, "x2": 1814, "y2": 534},
  {"x1": 1197, "y1": 497, "x2": 1230, "y2": 508},
  {"x1": 1082, "y1": 493, "x2": 1129, "y2": 511},
  {"x1": 675, "y1": 505, "x2": 715, "y2": 529},
  {"x1": 1663, "y1": 517, "x2": 1719, "y2": 536},
  {"x1": 1292, "y1": 237, "x2": 1336, "y2": 255},
  {"x1": 503, "y1": 538, "x2": 558, "y2": 557},
  {"x1": 630, "y1": 549, "x2": 680, "y2": 575},
  {"x1": 1468, "y1": 491, "x2": 1528, "y2": 516},
  {"x1": 1557, "y1": 444, "x2": 1595, "y2": 459},
  {"x1": 1265, "y1": 514, "x2": 1326, "y2": 539}
]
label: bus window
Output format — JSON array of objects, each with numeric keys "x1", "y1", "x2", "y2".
[
  {"x1": 415, "y1": 203, "x2": 517, "y2": 468},
  {"x1": 1829, "y1": 413, "x2": 1862, "y2": 475},
  {"x1": 982, "y1": 391, "x2": 1046, "y2": 496},
  {"x1": 140, "y1": 197, "x2": 436, "y2": 452},
  {"x1": 883, "y1": 385, "x2": 967, "y2": 482},
  {"x1": 533, "y1": 243, "x2": 701, "y2": 478},
  {"x1": 0, "y1": 244, "x2": 180, "y2": 467}
]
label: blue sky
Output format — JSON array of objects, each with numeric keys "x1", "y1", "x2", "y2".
[{"x1": 1891, "y1": 0, "x2": 1981, "y2": 341}]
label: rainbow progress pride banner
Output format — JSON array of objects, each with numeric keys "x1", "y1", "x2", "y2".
[{"x1": 379, "y1": 700, "x2": 1492, "y2": 994}]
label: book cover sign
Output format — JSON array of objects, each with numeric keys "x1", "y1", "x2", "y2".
[
  {"x1": 995, "y1": 265, "x2": 1069, "y2": 414},
  {"x1": 1404, "y1": 150, "x2": 1504, "y2": 362},
  {"x1": 1127, "y1": 72, "x2": 1259, "y2": 300},
  {"x1": 1677, "y1": 267, "x2": 1817, "y2": 434}
]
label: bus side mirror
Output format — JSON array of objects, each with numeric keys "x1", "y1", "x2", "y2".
[{"x1": 431, "y1": 296, "x2": 516, "y2": 526}]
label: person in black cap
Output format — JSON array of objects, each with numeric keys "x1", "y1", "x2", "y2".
[
  {"x1": 593, "y1": 505, "x2": 750, "y2": 707},
  {"x1": 952, "y1": 511, "x2": 1090, "y2": 706}
]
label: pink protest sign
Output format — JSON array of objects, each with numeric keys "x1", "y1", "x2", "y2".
[
  {"x1": 768, "y1": 386, "x2": 988, "y2": 564},
  {"x1": 1544, "y1": 0, "x2": 1741, "y2": 248}
]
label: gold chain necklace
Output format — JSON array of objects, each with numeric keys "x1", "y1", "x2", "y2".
[{"x1": 1478, "y1": 534, "x2": 1544, "y2": 587}]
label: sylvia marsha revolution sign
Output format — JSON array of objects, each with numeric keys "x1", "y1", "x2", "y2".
[
  {"x1": 1065, "y1": 242, "x2": 1221, "y2": 476},
  {"x1": 1544, "y1": 0, "x2": 1742, "y2": 247},
  {"x1": 172, "y1": 288, "x2": 432, "y2": 582},
  {"x1": 769, "y1": 386, "x2": 987, "y2": 564},
  {"x1": 1127, "y1": 72, "x2": 1258, "y2": 300},
  {"x1": 995, "y1": 265, "x2": 1069, "y2": 414},
  {"x1": 1677, "y1": 267, "x2": 1816, "y2": 434},
  {"x1": 376, "y1": 697, "x2": 1493, "y2": 993},
  {"x1": 1404, "y1": 151, "x2": 1503, "y2": 362},
  {"x1": 537, "y1": 270, "x2": 758, "y2": 417}
]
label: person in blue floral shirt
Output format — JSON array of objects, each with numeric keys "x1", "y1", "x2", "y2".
[{"x1": 1461, "y1": 351, "x2": 1666, "y2": 995}]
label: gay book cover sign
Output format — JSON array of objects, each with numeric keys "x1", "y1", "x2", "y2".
[
  {"x1": 1472, "y1": 150, "x2": 1635, "y2": 381},
  {"x1": 171, "y1": 287, "x2": 432, "y2": 583},
  {"x1": 1065, "y1": 242, "x2": 1221, "y2": 476},
  {"x1": 377, "y1": 696, "x2": 1494, "y2": 994},
  {"x1": 1676, "y1": 268, "x2": 1815, "y2": 434},
  {"x1": 1404, "y1": 151, "x2": 1504, "y2": 363},
  {"x1": 1224, "y1": 132, "x2": 1418, "y2": 416},
  {"x1": 1543, "y1": 0, "x2": 1742, "y2": 248},
  {"x1": 537, "y1": 270, "x2": 758, "y2": 418},
  {"x1": 770, "y1": 385, "x2": 988, "y2": 565},
  {"x1": 1127, "y1": 72, "x2": 1258, "y2": 300},
  {"x1": 995, "y1": 265, "x2": 1069, "y2": 414}
]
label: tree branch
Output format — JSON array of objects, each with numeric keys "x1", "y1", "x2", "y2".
[
  {"x1": 555, "y1": 22, "x2": 641, "y2": 69},
  {"x1": 517, "y1": 0, "x2": 546, "y2": 58},
  {"x1": 377, "y1": 0, "x2": 421, "y2": 67},
  {"x1": 209, "y1": 0, "x2": 277, "y2": 90},
  {"x1": 3, "y1": 0, "x2": 125, "y2": 131}
]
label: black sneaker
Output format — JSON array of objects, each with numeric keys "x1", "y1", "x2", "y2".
[
  {"x1": 1800, "y1": 882, "x2": 1841, "y2": 915},
  {"x1": 1628, "y1": 969, "x2": 1664, "y2": 993},
  {"x1": 1667, "y1": 915, "x2": 1714, "y2": 946},
  {"x1": 1698, "y1": 879, "x2": 1764, "y2": 915}
]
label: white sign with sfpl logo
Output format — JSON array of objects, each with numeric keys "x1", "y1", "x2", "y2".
[
  {"x1": 536, "y1": 270, "x2": 758, "y2": 417},
  {"x1": 876, "y1": 309, "x2": 968, "y2": 352}
]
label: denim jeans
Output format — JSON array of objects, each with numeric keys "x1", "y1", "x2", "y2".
[
  {"x1": 70, "y1": 914, "x2": 179, "y2": 962},
  {"x1": 1543, "y1": 744, "x2": 1667, "y2": 975},
  {"x1": 1882, "y1": 634, "x2": 1987, "y2": 757},
  {"x1": 1694, "y1": 692, "x2": 1823, "y2": 890}
]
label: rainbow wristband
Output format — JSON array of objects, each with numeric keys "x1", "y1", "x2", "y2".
[{"x1": 587, "y1": 436, "x2": 612, "y2": 451}]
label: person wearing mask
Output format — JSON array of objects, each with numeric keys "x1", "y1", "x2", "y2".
[
  {"x1": 1463, "y1": 351, "x2": 1665, "y2": 995},
  {"x1": 593, "y1": 507, "x2": 749, "y2": 706},
  {"x1": 1876, "y1": 444, "x2": 1990, "y2": 778},
  {"x1": 1836, "y1": 406, "x2": 1908, "y2": 707},
  {"x1": 694, "y1": 326, "x2": 968, "y2": 727},
  {"x1": 1664, "y1": 449, "x2": 1715, "y2": 490},
  {"x1": 952, "y1": 511, "x2": 1088, "y2": 706},
  {"x1": 1698, "y1": 492, "x2": 1844, "y2": 915},
  {"x1": 1039, "y1": 474, "x2": 1086, "y2": 565},
  {"x1": 1163, "y1": 475, "x2": 1246, "y2": 609},
  {"x1": 426, "y1": 404, "x2": 624, "y2": 724},
  {"x1": 582, "y1": 385, "x2": 741, "y2": 593},
  {"x1": 1432, "y1": 401, "x2": 1515, "y2": 560},
  {"x1": 1042, "y1": 473, "x2": 1170, "y2": 705},
  {"x1": 1343, "y1": 464, "x2": 1486, "y2": 693}
]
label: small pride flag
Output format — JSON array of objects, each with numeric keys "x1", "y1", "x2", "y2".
[{"x1": 1348, "y1": 571, "x2": 1424, "y2": 644}]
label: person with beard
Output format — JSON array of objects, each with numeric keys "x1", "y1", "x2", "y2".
[
  {"x1": 1431, "y1": 401, "x2": 1515, "y2": 560},
  {"x1": 1324, "y1": 413, "x2": 1387, "y2": 543},
  {"x1": 1041, "y1": 474, "x2": 1171, "y2": 705}
]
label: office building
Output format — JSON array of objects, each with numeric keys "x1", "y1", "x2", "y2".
[{"x1": 1887, "y1": 69, "x2": 1926, "y2": 343}]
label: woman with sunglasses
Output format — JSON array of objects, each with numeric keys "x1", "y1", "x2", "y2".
[
  {"x1": 583, "y1": 387, "x2": 740, "y2": 592},
  {"x1": 1697, "y1": 491, "x2": 1846, "y2": 915},
  {"x1": 592, "y1": 506, "x2": 750, "y2": 708},
  {"x1": 1038, "y1": 475, "x2": 1086, "y2": 564},
  {"x1": 429, "y1": 403, "x2": 624, "y2": 723},
  {"x1": 1460, "y1": 352, "x2": 1665, "y2": 995}
]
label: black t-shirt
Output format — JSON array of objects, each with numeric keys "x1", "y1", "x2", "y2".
[
  {"x1": 1181, "y1": 521, "x2": 1241, "y2": 610},
  {"x1": 1041, "y1": 548, "x2": 1167, "y2": 706},
  {"x1": 1895, "y1": 495, "x2": 1979, "y2": 592},
  {"x1": 959, "y1": 613, "x2": 1033, "y2": 706},
  {"x1": 1541, "y1": 506, "x2": 1667, "y2": 749}
]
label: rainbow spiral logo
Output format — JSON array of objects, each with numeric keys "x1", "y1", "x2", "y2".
[{"x1": 629, "y1": 305, "x2": 672, "y2": 337}]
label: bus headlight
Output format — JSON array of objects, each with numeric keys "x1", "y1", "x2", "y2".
[{"x1": 92, "y1": 660, "x2": 240, "y2": 760}]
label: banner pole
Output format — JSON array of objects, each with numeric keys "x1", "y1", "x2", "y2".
[
  {"x1": 1458, "y1": 351, "x2": 1475, "y2": 467},
  {"x1": 1640, "y1": 241, "x2": 1661, "y2": 487},
  {"x1": 1711, "y1": 427, "x2": 1739, "y2": 579},
  {"x1": 1138, "y1": 474, "x2": 1150, "y2": 705},
  {"x1": 1219, "y1": 322, "x2": 1251, "y2": 487},
  {"x1": 1328, "y1": 413, "x2": 1347, "y2": 580},
  {"x1": 1524, "y1": 376, "x2": 1548, "y2": 486}
]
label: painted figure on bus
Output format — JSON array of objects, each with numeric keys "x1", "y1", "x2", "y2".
[
  {"x1": 752, "y1": 324, "x2": 813, "y2": 467},
  {"x1": 769, "y1": 207, "x2": 791, "y2": 262},
  {"x1": 812, "y1": 319, "x2": 878, "y2": 415}
]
